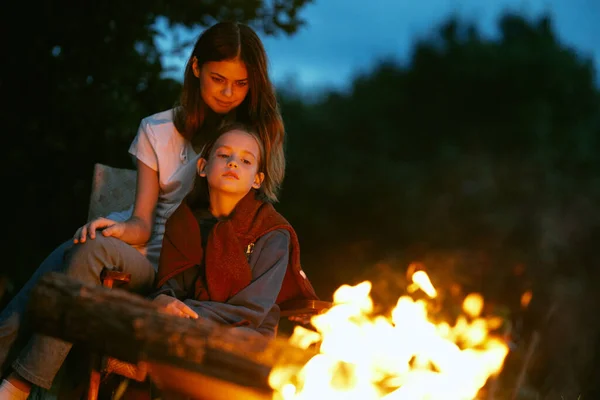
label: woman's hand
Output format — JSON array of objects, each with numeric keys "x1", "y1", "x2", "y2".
[
  {"x1": 73, "y1": 217, "x2": 126, "y2": 244},
  {"x1": 153, "y1": 294, "x2": 199, "y2": 319}
]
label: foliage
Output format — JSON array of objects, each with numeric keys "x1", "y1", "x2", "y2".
[{"x1": 278, "y1": 12, "x2": 599, "y2": 295}]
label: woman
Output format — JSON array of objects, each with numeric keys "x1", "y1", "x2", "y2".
[{"x1": 0, "y1": 21, "x2": 286, "y2": 399}]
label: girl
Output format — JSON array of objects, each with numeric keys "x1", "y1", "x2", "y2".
[
  {"x1": 153, "y1": 122, "x2": 318, "y2": 337},
  {"x1": 0, "y1": 21, "x2": 286, "y2": 399}
]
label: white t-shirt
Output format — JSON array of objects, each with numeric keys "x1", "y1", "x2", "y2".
[{"x1": 106, "y1": 108, "x2": 199, "y2": 271}]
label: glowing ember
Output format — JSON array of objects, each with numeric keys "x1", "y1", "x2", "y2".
[
  {"x1": 462, "y1": 293, "x2": 484, "y2": 318},
  {"x1": 270, "y1": 271, "x2": 509, "y2": 400},
  {"x1": 520, "y1": 290, "x2": 532, "y2": 309}
]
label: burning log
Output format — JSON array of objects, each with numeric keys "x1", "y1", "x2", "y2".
[
  {"x1": 25, "y1": 272, "x2": 316, "y2": 399},
  {"x1": 270, "y1": 276, "x2": 511, "y2": 399}
]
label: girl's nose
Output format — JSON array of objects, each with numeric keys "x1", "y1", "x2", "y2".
[
  {"x1": 222, "y1": 84, "x2": 233, "y2": 97},
  {"x1": 228, "y1": 159, "x2": 238, "y2": 168}
]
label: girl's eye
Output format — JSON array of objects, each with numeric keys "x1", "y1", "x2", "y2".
[
  {"x1": 212, "y1": 76, "x2": 224, "y2": 83},
  {"x1": 242, "y1": 159, "x2": 252, "y2": 165},
  {"x1": 236, "y1": 81, "x2": 248, "y2": 87},
  {"x1": 217, "y1": 153, "x2": 228, "y2": 158}
]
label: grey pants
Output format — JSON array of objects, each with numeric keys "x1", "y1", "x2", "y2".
[{"x1": 0, "y1": 236, "x2": 155, "y2": 389}]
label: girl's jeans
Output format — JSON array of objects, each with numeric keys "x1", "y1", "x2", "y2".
[{"x1": 0, "y1": 236, "x2": 155, "y2": 389}]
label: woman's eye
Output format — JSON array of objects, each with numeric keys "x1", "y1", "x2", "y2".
[
  {"x1": 212, "y1": 76, "x2": 224, "y2": 83},
  {"x1": 236, "y1": 81, "x2": 248, "y2": 87}
]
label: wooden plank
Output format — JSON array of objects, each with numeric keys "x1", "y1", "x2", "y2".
[{"x1": 25, "y1": 272, "x2": 315, "y2": 396}]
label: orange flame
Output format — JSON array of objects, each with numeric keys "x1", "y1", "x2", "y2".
[
  {"x1": 270, "y1": 271, "x2": 509, "y2": 399},
  {"x1": 411, "y1": 271, "x2": 437, "y2": 298}
]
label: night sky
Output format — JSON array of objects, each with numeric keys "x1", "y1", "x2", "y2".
[{"x1": 156, "y1": 0, "x2": 599, "y2": 92}]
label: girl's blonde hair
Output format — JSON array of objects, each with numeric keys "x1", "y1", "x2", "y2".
[{"x1": 187, "y1": 122, "x2": 280, "y2": 208}]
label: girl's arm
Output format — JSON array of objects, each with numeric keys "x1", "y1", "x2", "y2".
[{"x1": 183, "y1": 230, "x2": 290, "y2": 328}]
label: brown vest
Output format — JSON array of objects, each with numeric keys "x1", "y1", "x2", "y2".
[{"x1": 156, "y1": 190, "x2": 319, "y2": 304}]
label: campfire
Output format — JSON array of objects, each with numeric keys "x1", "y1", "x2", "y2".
[{"x1": 269, "y1": 268, "x2": 510, "y2": 399}]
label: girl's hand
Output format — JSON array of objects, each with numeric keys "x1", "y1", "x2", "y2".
[
  {"x1": 73, "y1": 217, "x2": 125, "y2": 243},
  {"x1": 153, "y1": 294, "x2": 199, "y2": 319}
]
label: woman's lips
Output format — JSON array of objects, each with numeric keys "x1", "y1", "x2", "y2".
[{"x1": 215, "y1": 98, "x2": 233, "y2": 107}]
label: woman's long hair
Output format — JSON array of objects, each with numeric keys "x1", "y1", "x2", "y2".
[{"x1": 174, "y1": 21, "x2": 284, "y2": 202}]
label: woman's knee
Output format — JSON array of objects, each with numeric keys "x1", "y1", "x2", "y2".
[{"x1": 63, "y1": 236, "x2": 118, "y2": 279}]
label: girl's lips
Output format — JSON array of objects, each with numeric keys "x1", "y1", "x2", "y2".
[{"x1": 223, "y1": 171, "x2": 239, "y2": 179}]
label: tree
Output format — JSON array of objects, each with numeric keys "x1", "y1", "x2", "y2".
[{"x1": 278, "y1": 12, "x2": 599, "y2": 291}]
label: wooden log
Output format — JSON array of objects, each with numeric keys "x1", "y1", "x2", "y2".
[{"x1": 25, "y1": 272, "x2": 316, "y2": 396}]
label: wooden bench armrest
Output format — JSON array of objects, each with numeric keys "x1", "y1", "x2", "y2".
[
  {"x1": 100, "y1": 267, "x2": 131, "y2": 289},
  {"x1": 279, "y1": 299, "x2": 332, "y2": 317}
]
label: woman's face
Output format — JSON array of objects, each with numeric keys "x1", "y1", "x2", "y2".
[{"x1": 194, "y1": 58, "x2": 250, "y2": 115}]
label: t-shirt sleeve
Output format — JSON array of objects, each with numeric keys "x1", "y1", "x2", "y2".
[
  {"x1": 128, "y1": 119, "x2": 158, "y2": 172},
  {"x1": 104, "y1": 205, "x2": 133, "y2": 222}
]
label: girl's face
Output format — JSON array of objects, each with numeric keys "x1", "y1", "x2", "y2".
[
  {"x1": 198, "y1": 130, "x2": 264, "y2": 196},
  {"x1": 193, "y1": 58, "x2": 250, "y2": 114}
]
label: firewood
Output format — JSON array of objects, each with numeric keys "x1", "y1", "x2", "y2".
[{"x1": 25, "y1": 272, "x2": 315, "y2": 396}]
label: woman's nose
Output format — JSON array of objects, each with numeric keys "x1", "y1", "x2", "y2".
[{"x1": 222, "y1": 84, "x2": 233, "y2": 97}]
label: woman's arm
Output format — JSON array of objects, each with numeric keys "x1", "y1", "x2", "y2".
[
  {"x1": 119, "y1": 159, "x2": 160, "y2": 244},
  {"x1": 73, "y1": 160, "x2": 159, "y2": 245}
]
